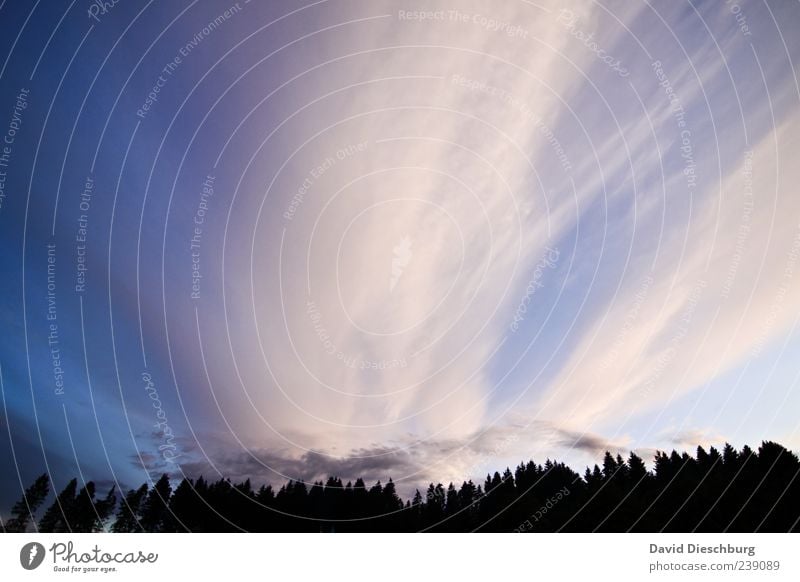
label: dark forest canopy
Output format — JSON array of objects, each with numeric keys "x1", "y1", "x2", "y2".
[{"x1": 3, "y1": 441, "x2": 798, "y2": 532}]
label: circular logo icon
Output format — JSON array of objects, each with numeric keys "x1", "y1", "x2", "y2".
[{"x1": 19, "y1": 542, "x2": 46, "y2": 570}]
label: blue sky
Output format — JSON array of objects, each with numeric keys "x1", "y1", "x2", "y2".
[{"x1": 1, "y1": 0, "x2": 800, "y2": 510}]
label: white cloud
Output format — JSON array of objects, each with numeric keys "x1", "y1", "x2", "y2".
[
  {"x1": 538, "y1": 110, "x2": 800, "y2": 443},
  {"x1": 169, "y1": 0, "x2": 800, "y2": 484},
  {"x1": 224, "y1": 0, "x2": 610, "y2": 457}
]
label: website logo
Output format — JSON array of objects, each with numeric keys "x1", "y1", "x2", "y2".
[
  {"x1": 390, "y1": 236, "x2": 413, "y2": 292},
  {"x1": 20, "y1": 542, "x2": 46, "y2": 570}
]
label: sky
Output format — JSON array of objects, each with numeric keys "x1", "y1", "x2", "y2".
[{"x1": 1, "y1": 0, "x2": 800, "y2": 511}]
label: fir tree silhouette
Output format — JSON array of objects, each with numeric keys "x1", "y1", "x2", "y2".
[
  {"x1": 3, "y1": 473, "x2": 49, "y2": 532},
  {"x1": 38, "y1": 478, "x2": 77, "y2": 533},
  {"x1": 6, "y1": 441, "x2": 800, "y2": 533},
  {"x1": 112, "y1": 484, "x2": 148, "y2": 532}
]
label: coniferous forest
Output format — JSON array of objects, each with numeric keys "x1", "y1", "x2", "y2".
[{"x1": 2, "y1": 441, "x2": 798, "y2": 533}]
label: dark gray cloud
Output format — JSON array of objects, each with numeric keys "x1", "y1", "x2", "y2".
[
  {"x1": 165, "y1": 420, "x2": 624, "y2": 493},
  {"x1": 551, "y1": 427, "x2": 618, "y2": 455},
  {"x1": 178, "y1": 445, "x2": 423, "y2": 487}
]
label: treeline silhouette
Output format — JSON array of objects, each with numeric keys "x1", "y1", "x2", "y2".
[{"x1": 3, "y1": 441, "x2": 798, "y2": 532}]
